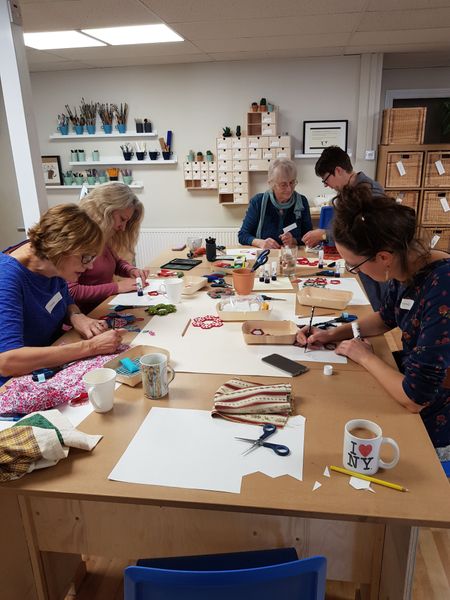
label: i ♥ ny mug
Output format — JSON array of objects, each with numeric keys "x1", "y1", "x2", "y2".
[{"x1": 343, "y1": 419, "x2": 400, "y2": 476}]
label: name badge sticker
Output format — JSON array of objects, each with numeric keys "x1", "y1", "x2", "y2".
[
  {"x1": 283, "y1": 222, "x2": 297, "y2": 234},
  {"x1": 45, "y1": 291, "x2": 63, "y2": 314},
  {"x1": 400, "y1": 298, "x2": 414, "y2": 311}
]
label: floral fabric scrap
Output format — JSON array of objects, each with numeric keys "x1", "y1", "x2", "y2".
[
  {"x1": 212, "y1": 378, "x2": 293, "y2": 427},
  {"x1": 0, "y1": 346, "x2": 127, "y2": 415}
]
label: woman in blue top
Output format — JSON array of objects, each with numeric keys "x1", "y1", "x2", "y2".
[
  {"x1": 238, "y1": 159, "x2": 313, "y2": 249},
  {"x1": 0, "y1": 204, "x2": 123, "y2": 387},
  {"x1": 296, "y1": 187, "x2": 450, "y2": 456}
]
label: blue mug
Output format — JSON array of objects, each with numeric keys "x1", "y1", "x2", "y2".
[
  {"x1": 58, "y1": 125, "x2": 69, "y2": 135},
  {"x1": 86, "y1": 125, "x2": 96, "y2": 134},
  {"x1": 102, "y1": 124, "x2": 112, "y2": 134},
  {"x1": 74, "y1": 125, "x2": 84, "y2": 135},
  {"x1": 117, "y1": 124, "x2": 127, "y2": 134}
]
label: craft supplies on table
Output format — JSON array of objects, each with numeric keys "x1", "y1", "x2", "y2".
[
  {"x1": 242, "y1": 320, "x2": 298, "y2": 344},
  {"x1": 216, "y1": 295, "x2": 272, "y2": 321},
  {"x1": 103, "y1": 345, "x2": 170, "y2": 387},
  {"x1": 235, "y1": 423, "x2": 290, "y2": 456},
  {"x1": 297, "y1": 287, "x2": 353, "y2": 310}
]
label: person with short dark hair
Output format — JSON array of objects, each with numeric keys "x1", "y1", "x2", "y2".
[
  {"x1": 303, "y1": 146, "x2": 387, "y2": 310},
  {"x1": 296, "y1": 186, "x2": 450, "y2": 457},
  {"x1": 238, "y1": 159, "x2": 312, "y2": 249}
]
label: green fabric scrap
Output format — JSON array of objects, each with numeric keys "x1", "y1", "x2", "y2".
[{"x1": 13, "y1": 414, "x2": 64, "y2": 445}]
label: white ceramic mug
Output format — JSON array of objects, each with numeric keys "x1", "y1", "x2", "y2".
[
  {"x1": 159, "y1": 278, "x2": 184, "y2": 303},
  {"x1": 343, "y1": 419, "x2": 400, "y2": 475},
  {"x1": 140, "y1": 353, "x2": 175, "y2": 399},
  {"x1": 82, "y1": 368, "x2": 116, "y2": 413}
]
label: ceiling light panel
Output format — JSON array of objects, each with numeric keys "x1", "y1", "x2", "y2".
[
  {"x1": 81, "y1": 24, "x2": 184, "y2": 46},
  {"x1": 24, "y1": 31, "x2": 106, "y2": 50}
]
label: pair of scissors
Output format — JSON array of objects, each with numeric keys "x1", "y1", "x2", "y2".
[
  {"x1": 251, "y1": 249, "x2": 270, "y2": 272},
  {"x1": 235, "y1": 423, "x2": 290, "y2": 456}
]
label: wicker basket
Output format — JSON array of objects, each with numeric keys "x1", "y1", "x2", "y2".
[
  {"x1": 385, "y1": 152, "x2": 423, "y2": 188},
  {"x1": 388, "y1": 190, "x2": 419, "y2": 211},
  {"x1": 421, "y1": 191, "x2": 450, "y2": 225},
  {"x1": 419, "y1": 226, "x2": 450, "y2": 252},
  {"x1": 381, "y1": 107, "x2": 426, "y2": 145},
  {"x1": 424, "y1": 152, "x2": 450, "y2": 187}
]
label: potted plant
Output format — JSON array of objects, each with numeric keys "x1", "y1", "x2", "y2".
[
  {"x1": 259, "y1": 98, "x2": 267, "y2": 112},
  {"x1": 196, "y1": 151, "x2": 204, "y2": 161},
  {"x1": 236, "y1": 125, "x2": 242, "y2": 137},
  {"x1": 222, "y1": 127, "x2": 232, "y2": 137},
  {"x1": 251, "y1": 102, "x2": 258, "y2": 112},
  {"x1": 206, "y1": 150, "x2": 214, "y2": 162}
]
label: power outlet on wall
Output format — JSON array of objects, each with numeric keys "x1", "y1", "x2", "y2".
[{"x1": 365, "y1": 150, "x2": 376, "y2": 160}]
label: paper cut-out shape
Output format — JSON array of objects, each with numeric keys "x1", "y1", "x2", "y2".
[
  {"x1": 349, "y1": 476, "x2": 375, "y2": 492},
  {"x1": 323, "y1": 466, "x2": 330, "y2": 477},
  {"x1": 313, "y1": 481, "x2": 322, "y2": 491}
]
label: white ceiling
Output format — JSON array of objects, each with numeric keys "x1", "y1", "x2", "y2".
[{"x1": 20, "y1": 0, "x2": 450, "y2": 72}]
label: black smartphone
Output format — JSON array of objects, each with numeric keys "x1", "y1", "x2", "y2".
[{"x1": 262, "y1": 354, "x2": 309, "y2": 376}]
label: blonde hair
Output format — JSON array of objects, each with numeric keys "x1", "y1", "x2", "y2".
[
  {"x1": 28, "y1": 204, "x2": 103, "y2": 265},
  {"x1": 268, "y1": 159, "x2": 297, "y2": 188},
  {"x1": 80, "y1": 183, "x2": 143, "y2": 255}
]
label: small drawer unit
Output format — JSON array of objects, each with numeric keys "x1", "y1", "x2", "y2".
[
  {"x1": 389, "y1": 190, "x2": 419, "y2": 211},
  {"x1": 424, "y1": 152, "x2": 450, "y2": 188},
  {"x1": 421, "y1": 190, "x2": 450, "y2": 225},
  {"x1": 385, "y1": 152, "x2": 423, "y2": 188}
]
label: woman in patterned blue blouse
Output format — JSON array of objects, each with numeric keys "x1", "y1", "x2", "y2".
[{"x1": 296, "y1": 186, "x2": 450, "y2": 457}]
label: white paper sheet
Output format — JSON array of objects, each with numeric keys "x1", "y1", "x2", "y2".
[
  {"x1": 297, "y1": 276, "x2": 370, "y2": 306},
  {"x1": 108, "y1": 408, "x2": 305, "y2": 494},
  {"x1": 350, "y1": 477, "x2": 375, "y2": 492},
  {"x1": 225, "y1": 248, "x2": 258, "y2": 257},
  {"x1": 108, "y1": 280, "x2": 171, "y2": 307},
  {"x1": 131, "y1": 293, "x2": 346, "y2": 376}
]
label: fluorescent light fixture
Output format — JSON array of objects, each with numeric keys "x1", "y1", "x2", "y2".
[
  {"x1": 24, "y1": 31, "x2": 106, "y2": 50},
  {"x1": 82, "y1": 24, "x2": 184, "y2": 46}
]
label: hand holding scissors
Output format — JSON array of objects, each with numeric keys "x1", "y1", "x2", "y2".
[
  {"x1": 235, "y1": 423, "x2": 290, "y2": 456},
  {"x1": 251, "y1": 249, "x2": 270, "y2": 272}
]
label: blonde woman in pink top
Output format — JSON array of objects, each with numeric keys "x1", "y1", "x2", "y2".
[{"x1": 68, "y1": 183, "x2": 148, "y2": 313}]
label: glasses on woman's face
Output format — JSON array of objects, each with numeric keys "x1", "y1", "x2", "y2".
[
  {"x1": 275, "y1": 179, "x2": 297, "y2": 189},
  {"x1": 321, "y1": 172, "x2": 333, "y2": 185},
  {"x1": 80, "y1": 254, "x2": 96, "y2": 265},
  {"x1": 345, "y1": 255, "x2": 374, "y2": 274}
]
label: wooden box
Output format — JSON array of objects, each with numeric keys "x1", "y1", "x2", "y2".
[
  {"x1": 389, "y1": 190, "x2": 419, "y2": 211},
  {"x1": 103, "y1": 345, "x2": 169, "y2": 387},
  {"x1": 297, "y1": 287, "x2": 353, "y2": 310},
  {"x1": 242, "y1": 320, "x2": 297, "y2": 344},
  {"x1": 182, "y1": 276, "x2": 207, "y2": 295},
  {"x1": 381, "y1": 107, "x2": 426, "y2": 145},
  {"x1": 420, "y1": 226, "x2": 450, "y2": 252},
  {"x1": 421, "y1": 191, "x2": 450, "y2": 225},
  {"x1": 385, "y1": 152, "x2": 423, "y2": 188},
  {"x1": 424, "y1": 152, "x2": 450, "y2": 187},
  {"x1": 216, "y1": 302, "x2": 272, "y2": 321}
]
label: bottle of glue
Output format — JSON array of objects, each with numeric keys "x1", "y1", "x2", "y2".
[
  {"x1": 318, "y1": 249, "x2": 324, "y2": 269},
  {"x1": 136, "y1": 276, "x2": 144, "y2": 297}
]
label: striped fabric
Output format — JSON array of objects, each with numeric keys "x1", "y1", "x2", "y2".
[
  {"x1": 212, "y1": 379, "x2": 292, "y2": 427},
  {"x1": 0, "y1": 426, "x2": 41, "y2": 481}
]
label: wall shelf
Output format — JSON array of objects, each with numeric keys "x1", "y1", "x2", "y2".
[
  {"x1": 68, "y1": 155, "x2": 177, "y2": 166},
  {"x1": 46, "y1": 182, "x2": 144, "y2": 190},
  {"x1": 49, "y1": 132, "x2": 158, "y2": 140}
]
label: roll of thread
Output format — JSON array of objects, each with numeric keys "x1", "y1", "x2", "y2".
[{"x1": 323, "y1": 364, "x2": 333, "y2": 376}]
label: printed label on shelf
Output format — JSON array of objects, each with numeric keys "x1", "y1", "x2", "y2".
[
  {"x1": 396, "y1": 161, "x2": 406, "y2": 176},
  {"x1": 435, "y1": 160, "x2": 445, "y2": 175},
  {"x1": 430, "y1": 235, "x2": 440, "y2": 248},
  {"x1": 439, "y1": 196, "x2": 450, "y2": 212},
  {"x1": 396, "y1": 195, "x2": 403, "y2": 203}
]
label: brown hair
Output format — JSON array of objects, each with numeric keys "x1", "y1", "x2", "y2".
[
  {"x1": 80, "y1": 182, "x2": 143, "y2": 255},
  {"x1": 28, "y1": 203, "x2": 103, "y2": 265},
  {"x1": 315, "y1": 146, "x2": 353, "y2": 177},
  {"x1": 332, "y1": 185, "x2": 429, "y2": 275}
]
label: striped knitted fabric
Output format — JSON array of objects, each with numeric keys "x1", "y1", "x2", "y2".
[{"x1": 212, "y1": 378, "x2": 292, "y2": 427}]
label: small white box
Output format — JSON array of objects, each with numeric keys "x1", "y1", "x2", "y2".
[
  {"x1": 192, "y1": 170, "x2": 201, "y2": 181},
  {"x1": 219, "y1": 182, "x2": 234, "y2": 193},
  {"x1": 232, "y1": 148, "x2": 248, "y2": 160},
  {"x1": 218, "y1": 149, "x2": 232, "y2": 160},
  {"x1": 262, "y1": 126, "x2": 275, "y2": 136},
  {"x1": 208, "y1": 179, "x2": 217, "y2": 189},
  {"x1": 262, "y1": 150, "x2": 274, "y2": 160},
  {"x1": 232, "y1": 160, "x2": 248, "y2": 172},
  {"x1": 233, "y1": 171, "x2": 249, "y2": 183},
  {"x1": 219, "y1": 172, "x2": 233, "y2": 183},
  {"x1": 234, "y1": 182, "x2": 249, "y2": 193},
  {"x1": 261, "y1": 112, "x2": 276, "y2": 124},
  {"x1": 184, "y1": 172, "x2": 192, "y2": 181},
  {"x1": 216, "y1": 137, "x2": 232, "y2": 149},
  {"x1": 233, "y1": 193, "x2": 249, "y2": 204},
  {"x1": 248, "y1": 149, "x2": 262, "y2": 160},
  {"x1": 232, "y1": 137, "x2": 248, "y2": 149},
  {"x1": 218, "y1": 160, "x2": 230, "y2": 172},
  {"x1": 192, "y1": 161, "x2": 202, "y2": 169},
  {"x1": 201, "y1": 179, "x2": 209, "y2": 188},
  {"x1": 269, "y1": 136, "x2": 290, "y2": 148},
  {"x1": 248, "y1": 136, "x2": 269, "y2": 149},
  {"x1": 184, "y1": 161, "x2": 193, "y2": 169},
  {"x1": 207, "y1": 161, "x2": 217, "y2": 172},
  {"x1": 249, "y1": 159, "x2": 270, "y2": 171},
  {"x1": 276, "y1": 147, "x2": 291, "y2": 158}
]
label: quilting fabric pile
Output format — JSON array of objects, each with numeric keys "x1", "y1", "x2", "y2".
[
  {"x1": 0, "y1": 409, "x2": 102, "y2": 482},
  {"x1": 0, "y1": 347, "x2": 126, "y2": 415},
  {"x1": 212, "y1": 378, "x2": 293, "y2": 427}
]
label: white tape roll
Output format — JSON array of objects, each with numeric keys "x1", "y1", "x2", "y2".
[{"x1": 323, "y1": 364, "x2": 333, "y2": 376}]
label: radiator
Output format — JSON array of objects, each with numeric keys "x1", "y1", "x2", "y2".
[{"x1": 136, "y1": 227, "x2": 239, "y2": 266}]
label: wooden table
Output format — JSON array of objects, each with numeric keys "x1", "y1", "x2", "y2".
[{"x1": 1, "y1": 252, "x2": 449, "y2": 600}]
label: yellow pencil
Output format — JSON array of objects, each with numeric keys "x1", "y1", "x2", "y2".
[{"x1": 330, "y1": 465, "x2": 409, "y2": 492}]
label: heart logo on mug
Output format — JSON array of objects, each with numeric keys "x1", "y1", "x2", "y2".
[{"x1": 359, "y1": 444, "x2": 373, "y2": 457}]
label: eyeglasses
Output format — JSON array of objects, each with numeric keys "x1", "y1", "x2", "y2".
[
  {"x1": 275, "y1": 179, "x2": 297, "y2": 189},
  {"x1": 345, "y1": 256, "x2": 374, "y2": 274},
  {"x1": 321, "y1": 172, "x2": 333, "y2": 185},
  {"x1": 80, "y1": 254, "x2": 96, "y2": 265}
]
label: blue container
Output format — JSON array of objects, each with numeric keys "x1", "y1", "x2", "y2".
[
  {"x1": 117, "y1": 124, "x2": 127, "y2": 134},
  {"x1": 102, "y1": 124, "x2": 112, "y2": 134},
  {"x1": 74, "y1": 125, "x2": 84, "y2": 135},
  {"x1": 58, "y1": 125, "x2": 69, "y2": 135},
  {"x1": 86, "y1": 124, "x2": 96, "y2": 134}
]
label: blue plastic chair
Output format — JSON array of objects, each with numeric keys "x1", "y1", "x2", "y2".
[
  {"x1": 442, "y1": 460, "x2": 450, "y2": 477},
  {"x1": 124, "y1": 548, "x2": 326, "y2": 600},
  {"x1": 318, "y1": 205, "x2": 334, "y2": 231}
]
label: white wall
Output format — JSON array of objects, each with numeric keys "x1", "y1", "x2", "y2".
[
  {"x1": 381, "y1": 65, "x2": 450, "y2": 101},
  {"x1": 31, "y1": 55, "x2": 362, "y2": 228},
  {"x1": 0, "y1": 84, "x2": 23, "y2": 249}
]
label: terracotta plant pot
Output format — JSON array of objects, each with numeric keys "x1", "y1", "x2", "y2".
[
  {"x1": 232, "y1": 268, "x2": 255, "y2": 296},
  {"x1": 251, "y1": 104, "x2": 258, "y2": 112}
]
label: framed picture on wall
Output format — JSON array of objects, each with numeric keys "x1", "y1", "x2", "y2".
[
  {"x1": 302, "y1": 120, "x2": 348, "y2": 154},
  {"x1": 41, "y1": 155, "x2": 63, "y2": 185}
]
